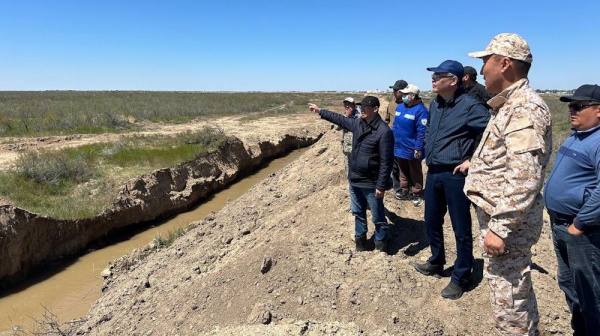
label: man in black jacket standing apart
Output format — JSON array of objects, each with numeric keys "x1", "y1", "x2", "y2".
[
  {"x1": 413, "y1": 60, "x2": 490, "y2": 299},
  {"x1": 309, "y1": 96, "x2": 394, "y2": 253}
]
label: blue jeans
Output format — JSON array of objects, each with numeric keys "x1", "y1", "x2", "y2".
[
  {"x1": 424, "y1": 167, "x2": 473, "y2": 285},
  {"x1": 551, "y1": 212, "x2": 600, "y2": 336},
  {"x1": 349, "y1": 185, "x2": 388, "y2": 242}
]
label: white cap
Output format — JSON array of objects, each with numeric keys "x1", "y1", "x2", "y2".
[
  {"x1": 400, "y1": 84, "x2": 420, "y2": 95},
  {"x1": 343, "y1": 97, "x2": 355, "y2": 103}
]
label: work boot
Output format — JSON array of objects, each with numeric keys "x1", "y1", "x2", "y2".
[
  {"x1": 441, "y1": 280, "x2": 466, "y2": 300},
  {"x1": 374, "y1": 239, "x2": 387, "y2": 253},
  {"x1": 355, "y1": 235, "x2": 367, "y2": 252},
  {"x1": 413, "y1": 261, "x2": 443, "y2": 277}
]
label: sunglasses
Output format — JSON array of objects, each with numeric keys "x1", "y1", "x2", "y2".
[
  {"x1": 568, "y1": 102, "x2": 600, "y2": 112},
  {"x1": 431, "y1": 74, "x2": 455, "y2": 81}
]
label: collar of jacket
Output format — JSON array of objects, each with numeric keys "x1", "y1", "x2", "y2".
[
  {"x1": 360, "y1": 113, "x2": 383, "y2": 129},
  {"x1": 436, "y1": 87, "x2": 465, "y2": 107},
  {"x1": 487, "y1": 78, "x2": 529, "y2": 113}
]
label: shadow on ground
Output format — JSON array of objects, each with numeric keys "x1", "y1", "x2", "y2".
[{"x1": 385, "y1": 208, "x2": 429, "y2": 256}]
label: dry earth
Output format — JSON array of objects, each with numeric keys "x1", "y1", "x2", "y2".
[{"x1": 74, "y1": 128, "x2": 571, "y2": 335}]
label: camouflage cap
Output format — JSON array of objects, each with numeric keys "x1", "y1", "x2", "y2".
[{"x1": 468, "y1": 33, "x2": 533, "y2": 64}]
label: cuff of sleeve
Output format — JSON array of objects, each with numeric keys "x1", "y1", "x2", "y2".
[
  {"x1": 488, "y1": 218, "x2": 510, "y2": 239},
  {"x1": 573, "y1": 217, "x2": 586, "y2": 231}
]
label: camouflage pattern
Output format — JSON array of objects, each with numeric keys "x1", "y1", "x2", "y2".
[
  {"x1": 342, "y1": 129, "x2": 352, "y2": 174},
  {"x1": 476, "y1": 196, "x2": 544, "y2": 335},
  {"x1": 469, "y1": 33, "x2": 533, "y2": 64},
  {"x1": 465, "y1": 78, "x2": 551, "y2": 335},
  {"x1": 465, "y1": 78, "x2": 552, "y2": 239}
]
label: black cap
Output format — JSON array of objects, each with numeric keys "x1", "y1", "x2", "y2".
[
  {"x1": 560, "y1": 84, "x2": 600, "y2": 103},
  {"x1": 463, "y1": 66, "x2": 478, "y2": 77},
  {"x1": 356, "y1": 96, "x2": 380, "y2": 107},
  {"x1": 427, "y1": 60, "x2": 464, "y2": 78},
  {"x1": 389, "y1": 80, "x2": 408, "y2": 90}
]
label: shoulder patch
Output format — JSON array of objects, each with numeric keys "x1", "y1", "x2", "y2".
[{"x1": 421, "y1": 118, "x2": 427, "y2": 126}]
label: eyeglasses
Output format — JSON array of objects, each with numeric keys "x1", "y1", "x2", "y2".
[
  {"x1": 568, "y1": 102, "x2": 600, "y2": 112},
  {"x1": 431, "y1": 74, "x2": 455, "y2": 82}
]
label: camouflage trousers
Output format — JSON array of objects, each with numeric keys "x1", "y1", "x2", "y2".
[
  {"x1": 343, "y1": 151, "x2": 350, "y2": 175},
  {"x1": 475, "y1": 195, "x2": 544, "y2": 335}
]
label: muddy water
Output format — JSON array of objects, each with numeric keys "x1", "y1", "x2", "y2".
[{"x1": 0, "y1": 148, "x2": 308, "y2": 332}]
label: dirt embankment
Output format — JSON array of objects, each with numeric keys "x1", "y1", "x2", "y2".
[
  {"x1": 75, "y1": 129, "x2": 570, "y2": 335},
  {"x1": 0, "y1": 122, "x2": 327, "y2": 287}
]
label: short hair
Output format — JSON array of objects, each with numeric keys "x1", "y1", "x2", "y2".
[
  {"x1": 455, "y1": 75, "x2": 463, "y2": 87},
  {"x1": 510, "y1": 58, "x2": 531, "y2": 76},
  {"x1": 467, "y1": 74, "x2": 477, "y2": 81}
]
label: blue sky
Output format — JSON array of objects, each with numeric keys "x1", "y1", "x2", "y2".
[{"x1": 1, "y1": 0, "x2": 598, "y2": 91}]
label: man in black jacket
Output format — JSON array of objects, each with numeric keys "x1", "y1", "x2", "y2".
[
  {"x1": 309, "y1": 96, "x2": 394, "y2": 252},
  {"x1": 462, "y1": 66, "x2": 493, "y2": 106}
]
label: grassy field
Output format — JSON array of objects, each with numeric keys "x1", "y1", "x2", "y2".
[
  {"x1": 0, "y1": 128, "x2": 231, "y2": 218},
  {"x1": 0, "y1": 91, "x2": 353, "y2": 137}
]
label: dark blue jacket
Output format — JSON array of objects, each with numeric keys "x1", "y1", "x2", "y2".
[
  {"x1": 391, "y1": 101, "x2": 429, "y2": 160},
  {"x1": 319, "y1": 109, "x2": 394, "y2": 190},
  {"x1": 544, "y1": 125, "x2": 600, "y2": 230},
  {"x1": 425, "y1": 88, "x2": 490, "y2": 166}
]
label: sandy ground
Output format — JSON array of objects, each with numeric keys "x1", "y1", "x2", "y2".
[{"x1": 73, "y1": 127, "x2": 571, "y2": 335}]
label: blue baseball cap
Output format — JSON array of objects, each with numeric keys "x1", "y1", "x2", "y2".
[{"x1": 427, "y1": 60, "x2": 464, "y2": 79}]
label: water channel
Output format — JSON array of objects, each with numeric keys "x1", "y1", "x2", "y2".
[{"x1": 0, "y1": 147, "x2": 308, "y2": 332}]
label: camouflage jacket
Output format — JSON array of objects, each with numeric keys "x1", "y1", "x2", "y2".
[
  {"x1": 464, "y1": 78, "x2": 552, "y2": 239},
  {"x1": 342, "y1": 128, "x2": 353, "y2": 154}
]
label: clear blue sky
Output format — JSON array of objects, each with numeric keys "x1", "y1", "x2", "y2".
[{"x1": 1, "y1": 0, "x2": 598, "y2": 91}]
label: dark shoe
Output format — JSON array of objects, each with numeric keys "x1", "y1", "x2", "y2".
[
  {"x1": 413, "y1": 261, "x2": 443, "y2": 277},
  {"x1": 412, "y1": 195, "x2": 423, "y2": 207},
  {"x1": 374, "y1": 239, "x2": 387, "y2": 253},
  {"x1": 441, "y1": 281, "x2": 466, "y2": 300},
  {"x1": 394, "y1": 190, "x2": 411, "y2": 201},
  {"x1": 355, "y1": 235, "x2": 367, "y2": 252}
]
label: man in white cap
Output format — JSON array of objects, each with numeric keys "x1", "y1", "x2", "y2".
[
  {"x1": 390, "y1": 84, "x2": 428, "y2": 207},
  {"x1": 464, "y1": 33, "x2": 552, "y2": 335}
]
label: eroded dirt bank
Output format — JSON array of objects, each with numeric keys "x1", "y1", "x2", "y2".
[
  {"x1": 76, "y1": 130, "x2": 570, "y2": 335},
  {"x1": 0, "y1": 125, "x2": 326, "y2": 287}
]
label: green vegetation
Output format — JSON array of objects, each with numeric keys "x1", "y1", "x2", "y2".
[
  {"x1": 152, "y1": 226, "x2": 186, "y2": 251},
  {"x1": 0, "y1": 127, "x2": 231, "y2": 219},
  {"x1": 543, "y1": 94, "x2": 571, "y2": 174},
  {"x1": 0, "y1": 91, "x2": 353, "y2": 137}
]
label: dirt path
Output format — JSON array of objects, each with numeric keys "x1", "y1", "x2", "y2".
[{"x1": 0, "y1": 112, "x2": 322, "y2": 170}]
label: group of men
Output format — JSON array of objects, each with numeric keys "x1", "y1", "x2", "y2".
[{"x1": 309, "y1": 33, "x2": 600, "y2": 335}]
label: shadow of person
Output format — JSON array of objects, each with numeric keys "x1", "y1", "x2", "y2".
[{"x1": 384, "y1": 208, "x2": 429, "y2": 256}]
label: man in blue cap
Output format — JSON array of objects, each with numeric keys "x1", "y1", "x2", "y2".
[
  {"x1": 544, "y1": 84, "x2": 600, "y2": 335},
  {"x1": 413, "y1": 60, "x2": 490, "y2": 299}
]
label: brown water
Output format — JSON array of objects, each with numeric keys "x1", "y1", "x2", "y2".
[{"x1": 0, "y1": 148, "x2": 307, "y2": 332}]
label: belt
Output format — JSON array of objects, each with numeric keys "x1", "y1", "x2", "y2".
[
  {"x1": 428, "y1": 165, "x2": 456, "y2": 173},
  {"x1": 547, "y1": 209, "x2": 574, "y2": 227}
]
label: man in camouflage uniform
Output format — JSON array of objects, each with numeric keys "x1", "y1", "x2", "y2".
[
  {"x1": 341, "y1": 97, "x2": 359, "y2": 174},
  {"x1": 465, "y1": 33, "x2": 552, "y2": 335}
]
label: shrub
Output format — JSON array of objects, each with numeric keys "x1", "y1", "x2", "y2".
[{"x1": 14, "y1": 150, "x2": 96, "y2": 185}]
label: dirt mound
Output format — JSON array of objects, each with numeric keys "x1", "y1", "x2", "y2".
[{"x1": 76, "y1": 130, "x2": 570, "y2": 335}]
